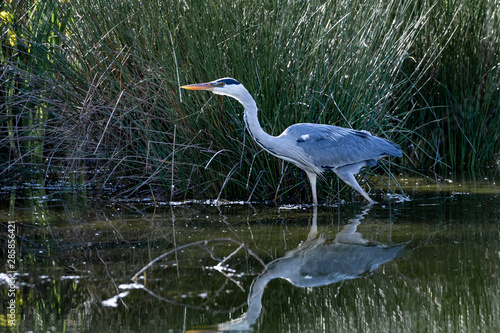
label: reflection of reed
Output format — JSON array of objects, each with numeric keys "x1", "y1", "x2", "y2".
[{"x1": 218, "y1": 205, "x2": 404, "y2": 331}]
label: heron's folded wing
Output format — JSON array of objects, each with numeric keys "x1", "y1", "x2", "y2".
[{"x1": 286, "y1": 124, "x2": 400, "y2": 169}]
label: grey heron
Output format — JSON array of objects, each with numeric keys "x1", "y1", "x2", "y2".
[{"x1": 182, "y1": 78, "x2": 402, "y2": 204}]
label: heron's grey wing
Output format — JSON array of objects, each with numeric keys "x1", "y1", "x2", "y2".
[{"x1": 284, "y1": 124, "x2": 401, "y2": 169}]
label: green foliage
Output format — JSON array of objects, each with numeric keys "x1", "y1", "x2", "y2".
[{"x1": 1, "y1": 0, "x2": 498, "y2": 202}]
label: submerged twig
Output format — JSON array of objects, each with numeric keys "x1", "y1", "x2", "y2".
[{"x1": 131, "y1": 238, "x2": 265, "y2": 282}]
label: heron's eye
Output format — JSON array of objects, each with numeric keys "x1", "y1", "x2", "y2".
[{"x1": 214, "y1": 82, "x2": 225, "y2": 87}]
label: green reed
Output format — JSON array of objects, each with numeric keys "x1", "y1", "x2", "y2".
[
  {"x1": 1, "y1": 1, "x2": 73, "y2": 200},
  {"x1": 1, "y1": 0, "x2": 498, "y2": 202}
]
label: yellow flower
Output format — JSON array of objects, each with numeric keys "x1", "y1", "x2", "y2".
[
  {"x1": 0, "y1": 11, "x2": 14, "y2": 24},
  {"x1": 1, "y1": 11, "x2": 18, "y2": 47}
]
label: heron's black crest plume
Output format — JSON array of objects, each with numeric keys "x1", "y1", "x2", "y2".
[{"x1": 217, "y1": 78, "x2": 241, "y2": 85}]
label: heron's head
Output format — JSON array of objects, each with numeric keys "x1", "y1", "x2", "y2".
[{"x1": 181, "y1": 78, "x2": 245, "y2": 98}]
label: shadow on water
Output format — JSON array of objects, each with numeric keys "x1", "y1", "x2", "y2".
[{"x1": 216, "y1": 205, "x2": 405, "y2": 332}]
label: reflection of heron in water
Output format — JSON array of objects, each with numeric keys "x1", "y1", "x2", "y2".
[{"x1": 218, "y1": 205, "x2": 404, "y2": 331}]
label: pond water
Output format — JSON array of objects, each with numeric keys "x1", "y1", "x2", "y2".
[{"x1": 1, "y1": 177, "x2": 499, "y2": 332}]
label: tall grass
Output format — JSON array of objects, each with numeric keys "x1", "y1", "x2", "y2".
[
  {"x1": 403, "y1": 0, "x2": 500, "y2": 171},
  {"x1": 0, "y1": 0, "x2": 498, "y2": 202}
]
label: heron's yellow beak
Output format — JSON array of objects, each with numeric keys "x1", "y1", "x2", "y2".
[{"x1": 181, "y1": 82, "x2": 214, "y2": 91}]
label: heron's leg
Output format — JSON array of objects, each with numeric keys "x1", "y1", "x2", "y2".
[
  {"x1": 305, "y1": 171, "x2": 318, "y2": 205},
  {"x1": 334, "y1": 170, "x2": 375, "y2": 204},
  {"x1": 307, "y1": 205, "x2": 318, "y2": 241}
]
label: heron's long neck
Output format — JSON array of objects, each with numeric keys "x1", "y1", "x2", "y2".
[{"x1": 234, "y1": 89, "x2": 275, "y2": 150}]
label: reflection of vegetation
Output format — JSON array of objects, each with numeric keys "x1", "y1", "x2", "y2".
[
  {"x1": 0, "y1": 0, "x2": 498, "y2": 202},
  {"x1": 1, "y1": 198, "x2": 499, "y2": 331}
]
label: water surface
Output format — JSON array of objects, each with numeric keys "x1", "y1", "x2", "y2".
[{"x1": 1, "y1": 178, "x2": 499, "y2": 332}]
